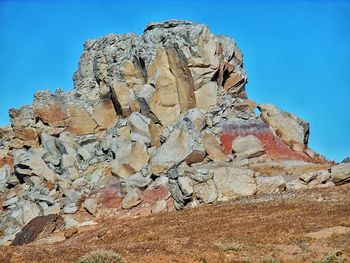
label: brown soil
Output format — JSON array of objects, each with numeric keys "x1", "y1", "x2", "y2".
[{"x1": 1, "y1": 185, "x2": 350, "y2": 263}]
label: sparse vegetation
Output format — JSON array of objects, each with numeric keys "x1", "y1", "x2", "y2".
[
  {"x1": 261, "y1": 256, "x2": 280, "y2": 263},
  {"x1": 312, "y1": 252, "x2": 348, "y2": 263},
  {"x1": 216, "y1": 241, "x2": 244, "y2": 252},
  {"x1": 77, "y1": 249, "x2": 127, "y2": 263}
]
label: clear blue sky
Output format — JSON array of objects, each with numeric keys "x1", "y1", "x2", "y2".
[{"x1": 0, "y1": 0, "x2": 349, "y2": 161}]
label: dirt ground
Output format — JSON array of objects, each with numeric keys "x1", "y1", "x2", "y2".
[{"x1": 1, "y1": 185, "x2": 350, "y2": 263}]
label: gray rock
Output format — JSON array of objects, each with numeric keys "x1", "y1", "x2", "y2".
[
  {"x1": 213, "y1": 165, "x2": 257, "y2": 201},
  {"x1": 193, "y1": 179, "x2": 217, "y2": 204},
  {"x1": 83, "y1": 198, "x2": 98, "y2": 215},
  {"x1": 120, "y1": 172, "x2": 152, "y2": 189},
  {"x1": 128, "y1": 112, "x2": 151, "y2": 145},
  {"x1": 13, "y1": 149, "x2": 57, "y2": 183},
  {"x1": 41, "y1": 133, "x2": 62, "y2": 167},
  {"x1": 168, "y1": 179, "x2": 187, "y2": 210},
  {"x1": 330, "y1": 163, "x2": 350, "y2": 185},
  {"x1": 0, "y1": 164, "x2": 10, "y2": 182},
  {"x1": 256, "y1": 176, "x2": 286, "y2": 194},
  {"x1": 43, "y1": 203, "x2": 61, "y2": 216},
  {"x1": 177, "y1": 176, "x2": 194, "y2": 196}
]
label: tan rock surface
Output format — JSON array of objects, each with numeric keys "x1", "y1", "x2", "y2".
[{"x1": 65, "y1": 105, "x2": 97, "y2": 135}]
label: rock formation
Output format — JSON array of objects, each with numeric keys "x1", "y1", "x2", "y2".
[{"x1": 0, "y1": 20, "x2": 348, "y2": 245}]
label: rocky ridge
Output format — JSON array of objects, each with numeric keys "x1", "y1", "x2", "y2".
[{"x1": 0, "y1": 20, "x2": 349, "y2": 246}]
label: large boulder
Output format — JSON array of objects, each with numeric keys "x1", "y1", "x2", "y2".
[{"x1": 258, "y1": 104, "x2": 309, "y2": 151}]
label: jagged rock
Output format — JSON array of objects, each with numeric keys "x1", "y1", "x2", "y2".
[
  {"x1": 258, "y1": 104, "x2": 309, "y2": 150},
  {"x1": 120, "y1": 172, "x2": 152, "y2": 189},
  {"x1": 232, "y1": 135, "x2": 265, "y2": 159},
  {"x1": 92, "y1": 99, "x2": 118, "y2": 129},
  {"x1": 330, "y1": 163, "x2": 350, "y2": 185},
  {"x1": 13, "y1": 149, "x2": 57, "y2": 183},
  {"x1": 110, "y1": 80, "x2": 132, "y2": 116},
  {"x1": 150, "y1": 123, "x2": 204, "y2": 175},
  {"x1": 33, "y1": 90, "x2": 67, "y2": 128},
  {"x1": 9, "y1": 106, "x2": 38, "y2": 147},
  {"x1": 166, "y1": 47, "x2": 196, "y2": 112},
  {"x1": 41, "y1": 133, "x2": 62, "y2": 167},
  {"x1": 110, "y1": 161, "x2": 135, "y2": 178},
  {"x1": 128, "y1": 112, "x2": 151, "y2": 145},
  {"x1": 219, "y1": 118, "x2": 311, "y2": 161}
]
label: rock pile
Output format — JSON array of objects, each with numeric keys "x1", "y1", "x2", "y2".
[{"x1": 0, "y1": 20, "x2": 349, "y2": 245}]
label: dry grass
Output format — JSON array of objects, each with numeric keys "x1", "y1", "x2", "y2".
[
  {"x1": 77, "y1": 249, "x2": 127, "y2": 263},
  {"x1": 216, "y1": 241, "x2": 244, "y2": 252},
  {"x1": 260, "y1": 256, "x2": 280, "y2": 263},
  {"x1": 312, "y1": 252, "x2": 348, "y2": 263}
]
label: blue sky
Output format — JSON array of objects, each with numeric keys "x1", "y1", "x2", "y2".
[{"x1": 0, "y1": 0, "x2": 349, "y2": 161}]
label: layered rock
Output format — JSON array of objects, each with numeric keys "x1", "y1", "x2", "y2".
[{"x1": 0, "y1": 20, "x2": 346, "y2": 246}]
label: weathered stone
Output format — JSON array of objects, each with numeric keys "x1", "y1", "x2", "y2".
[
  {"x1": 12, "y1": 214, "x2": 63, "y2": 245},
  {"x1": 151, "y1": 200, "x2": 167, "y2": 214},
  {"x1": 330, "y1": 163, "x2": 350, "y2": 185},
  {"x1": 64, "y1": 227, "x2": 78, "y2": 239},
  {"x1": 110, "y1": 160, "x2": 135, "y2": 178},
  {"x1": 65, "y1": 105, "x2": 97, "y2": 135},
  {"x1": 33, "y1": 90, "x2": 67, "y2": 128},
  {"x1": 149, "y1": 68, "x2": 181, "y2": 126},
  {"x1": 201, "y1": 132, "x2": 228, "y2": 162},
  {"x1": 194, "y1": 82, "x2": 217, "y2": 110},
  {"x1": 121, "y1": 188, "x2": 142, "y2": 209},
  {"x1": 193, "y1": 179, "x2": 217, "y2": 204},
  {"x1": 128, "y1": 112, "x2": 151, "y2": 145},
  {"x1": 256, "y1": 176, "x2": 286, "y2": 194},
  {"x1": 41, "y1": 133, "x2": 62, "y2": 167},
  {"x1": 177, "y1": 176, "x2": 194, "y2": 196},
  {"x1": 232, "y1": 135, "x2": 265, "y2": 159},
  {"x1": 110, "y1": 80, "x2": 132, "y2": 116},
  {"x1": 149, "y1": 122, "x2": 163, "y2": 148},
  {"x1": 123, "y1": 59, "x2": 145, "y2": 91},
  {"x1": 212, "y1": 165, "x2": 257, "y2": 201},
  {"x1": 83, "y1": 198, "x2": 99, "y2": 215},
  {"x1": 92, "y1": 99, "x2": 118, "y2": 129},
  {"x1": 166, "y1": 47, "x2": 196, "y2": 112},
  {"x1": 258, "y1": 104, "x2": 309, "y2": 148},
  {"x1": 150, "y1": 126, "x2": 204, "y2": 175},
  {"x1": 128, "y1": 142, "x2": 149, "y2": 172},
  {"x1": 13, "y1": 149, "x2": 57, "y2": 183}
]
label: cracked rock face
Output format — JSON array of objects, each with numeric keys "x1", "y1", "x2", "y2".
[{"x1": 0, "y1": 20, "x2": 345, "y2": 246}]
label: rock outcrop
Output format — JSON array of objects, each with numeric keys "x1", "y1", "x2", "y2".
[{"x1": 0, "y1": 20, "x2": 347, "y2": 246}]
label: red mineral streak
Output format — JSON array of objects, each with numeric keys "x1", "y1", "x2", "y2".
[
  {"x1": 141, "y1": 186, "x2": 171, "y2": 205},
  {"x1": 219, "y1": 122, "x2": 311, "y2": 161},
  {"x1": 0, "y1": 155, "x2": 13, "y2": 169}
]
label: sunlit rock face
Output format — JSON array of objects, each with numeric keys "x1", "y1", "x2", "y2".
[{"x1": 0, "y1": 20, "x2": 344, "y2": 246}]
